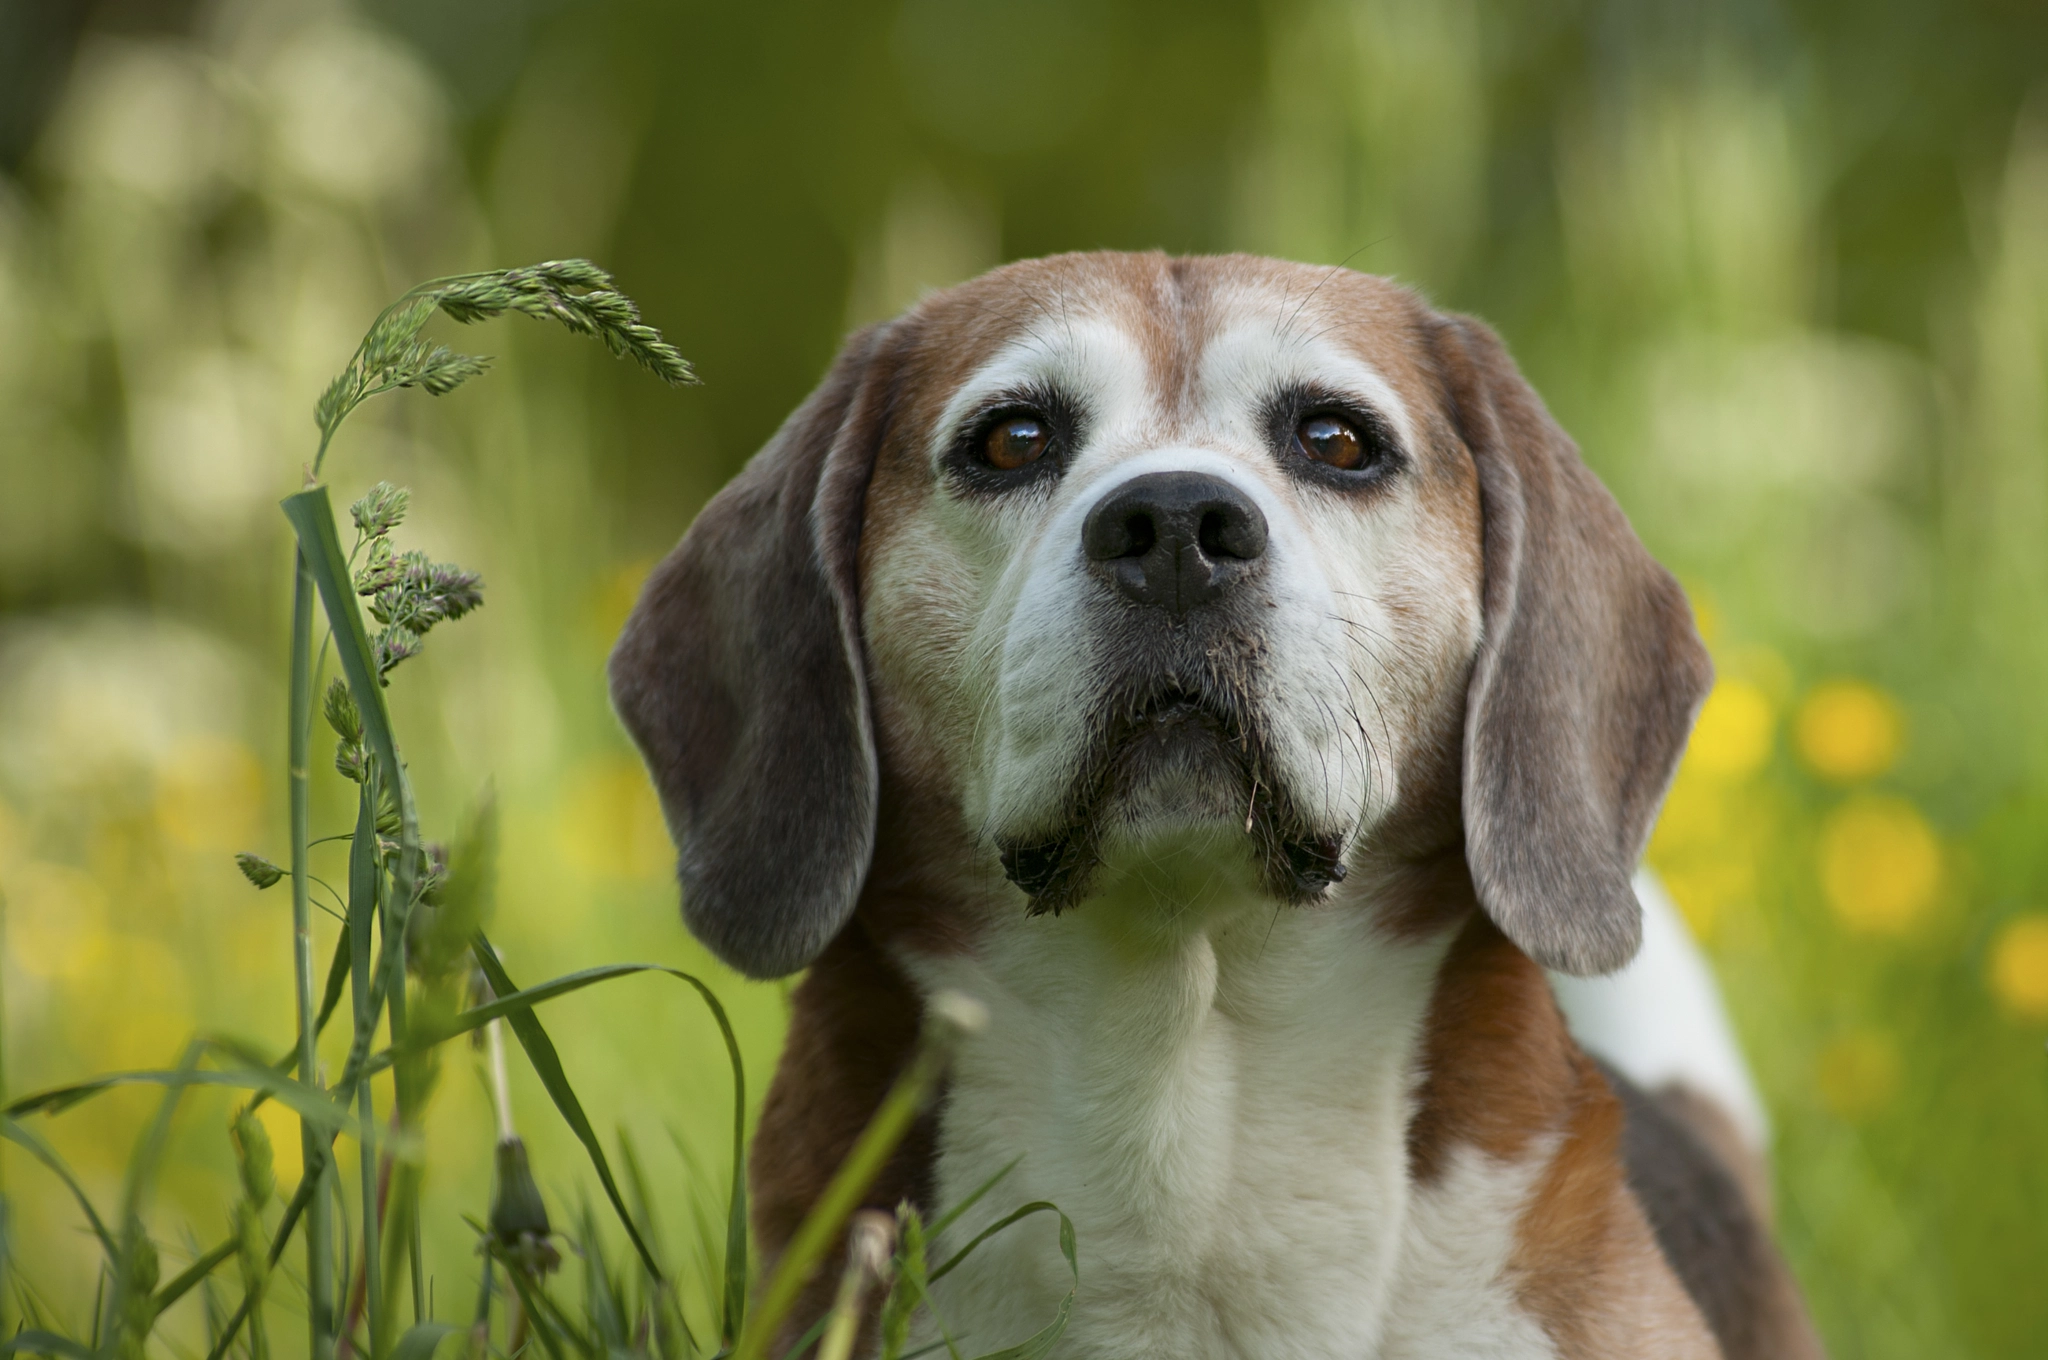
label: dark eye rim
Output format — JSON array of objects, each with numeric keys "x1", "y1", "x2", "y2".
[
  {"x1": 1264, "y1": 385, "x2": 1404, "y2": 490},
  {"x1": 945, "y1": 385, "x2": 1084, "y2": 495}
]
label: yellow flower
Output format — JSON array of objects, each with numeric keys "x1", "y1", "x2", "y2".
[
  {"x1": 1989, "y1": 914, "x2": 2048, "y2": 1021},
  {"x1": 1795, "y1": 680, "x2": 1902, "y2": 782},
  {"x1": 1684, "y1": 679, "x2": 1774, "y2": 778},
  {"x1": 1815, "y1": 1029, "x2": 1899, "y2": 1119},
  {"x1": 1818, "y1": 795, "x2": 1941, "y2": 934}
]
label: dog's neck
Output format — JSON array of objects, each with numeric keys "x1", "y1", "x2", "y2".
[
  {"x1": 895, "y1": 836, "x2": 1546, "y2": 1359},
  {"x1": 744, "y1": 830, "x2": 1714, "y2": 1359}
]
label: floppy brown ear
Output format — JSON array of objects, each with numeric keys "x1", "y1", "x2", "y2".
[
  {"x1": 608, "y1": 326, "x2": 897, "y2": 978},
  {"x1": 1435, "y1": 314, "x2": 1712, "y2": 976}
]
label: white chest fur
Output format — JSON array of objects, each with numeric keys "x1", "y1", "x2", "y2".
[{"x1": 904, "y1": 864, "x2": 1558, "y2": 1360}]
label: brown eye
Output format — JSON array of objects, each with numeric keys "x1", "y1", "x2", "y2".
[
  {"x1": 1295, "y1": 415, "x2": 1366, "y2": 470},
  {"x1": 983, "y1": 415, "x2": 1050, "y2": 471}
]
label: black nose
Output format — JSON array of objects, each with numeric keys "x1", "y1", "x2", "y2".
[{"x1": 1081, "y1": 471, "x2": 1268, "y2": 616}]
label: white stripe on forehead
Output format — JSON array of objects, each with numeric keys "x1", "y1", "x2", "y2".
[{"x1": 926, "y1": 313, "x2": 1152, "y2": 464}]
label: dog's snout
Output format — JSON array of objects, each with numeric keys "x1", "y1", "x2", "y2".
[{"x1": 1082, "y1": 471, "x2": 1268, "y2": 616}]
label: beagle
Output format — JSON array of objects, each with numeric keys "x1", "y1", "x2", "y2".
[{"x1": 610, "y1": 253, "x2": 1823, "y2": 1359}]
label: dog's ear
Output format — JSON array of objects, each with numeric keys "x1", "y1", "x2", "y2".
[
  {"x1": 609, "y1": 326, "x2": 897, "y2": 978},
  {"x1": 1433, "y1": 314, "x2": 1712, "y2": 976}
]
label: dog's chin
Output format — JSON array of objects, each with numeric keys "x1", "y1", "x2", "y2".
[
  {"x1": 1104, "y1": 699, "x2": 1250, "y2": 827},
  {"x1": 996, "y1": 690, "x2": 1349, "y2": 914}
]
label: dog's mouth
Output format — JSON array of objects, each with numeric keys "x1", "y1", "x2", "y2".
[{"x1": 996, "y1": 682, "x2": 1348, "y2": 913}]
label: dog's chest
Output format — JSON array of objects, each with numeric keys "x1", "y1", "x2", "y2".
[{"x1": 905, "y1": 899, "x2": 1558, "y2": 1360}]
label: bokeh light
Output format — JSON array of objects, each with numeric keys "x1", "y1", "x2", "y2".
[
  {"x1": 1989, "y1": 914, "x2": 2048, "y2": 1022},
  {"x1": 2, "y1": 1, "x2": 2045, "y2": 1352},
  {"x1": 1818, "y1": 795, "x2": 1943, "y2": 935},
  {"x1": 1796, "y1": 680, "x2": 1905, "y2": 783},
  {"x1": 1686, "y1": 678, "x2": 1776, "y2": 778}
]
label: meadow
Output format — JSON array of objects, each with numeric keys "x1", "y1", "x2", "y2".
[{"x1": 2, "y1": 1, "x2": 2046, "y2": 1356}]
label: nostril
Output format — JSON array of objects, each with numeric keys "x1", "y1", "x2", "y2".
[
  {"x1": 1121, "y1": 513, "x2": 1155, "y2": 558},
  {"x1": 1200, "y1": 502, "x2": 1267, "y2": 561}
]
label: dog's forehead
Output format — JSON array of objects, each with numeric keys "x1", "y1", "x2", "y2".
[{"x1": 891, "y1": 253, "x2": 1443, "y2": 452}]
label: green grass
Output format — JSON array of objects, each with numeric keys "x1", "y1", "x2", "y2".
[{"x1": 0, "y1": 266, "x2": 1069, "y2": 1360}]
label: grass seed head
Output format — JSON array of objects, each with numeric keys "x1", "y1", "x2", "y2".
[
  {"x1": 431, "y1": 260, "x2": 696, "y2": 386},
  {"x1": 314, "y1": 258, "x2": 693, "y2": 472},
  {"x1": 487, "y1": 1135, "x2": 561, "y2": 1276},
  {"x1": 335, "y1": 740, "x2": 369, "y2": 783},
  {"x1": 354, "y1": 535, "x2": 401, "y2": 595},
  {"x1": 235, "y1": 851, "x2": 284, "y2": 889},
  {"x1": 349, "y1": 482, "x2": 411, "y2": 539},
  {"x1": 230, "y1": 1109, "x2": 276, "y2": 1208},
  {"x1": 323, "y1": 675, "x2": 362, "y2": 741},
  {"x1": 374, "y1": 624, "x2": 422, "y2": 679},
  {"x1": 394, "y1": 341, "x2": 491, "y2": 396}
]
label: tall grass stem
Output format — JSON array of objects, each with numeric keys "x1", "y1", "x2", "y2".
[
  {"x1": 383, "y1": 937, "x2": 423, "y2": 1327},
  {"x1": 486, "y1": 1020, "x2": 514, "y2": 1144},
  {"x1": 346, "y1": 780, "x2": 383, "y2": 1354},
  {"x1": 289, "y1": 551, "x2": 336, "y2": 1360},
  {"x1": 731, "y1": 994, "x2": 986, "y2": 1360}
]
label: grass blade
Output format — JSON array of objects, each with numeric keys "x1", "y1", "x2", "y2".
[
  {"x1": 927, "y1": 1203, "x2": 1061, "y2": 1286},
  {"x1": 730, "y1": 994, "x2": 985, "y2": 1360},
  {"x1": 499, "y1": 1267, "x2": 567, "y2": 1360},
  {"x1": 925, "y1": 1158, "x2": 1021, "y2": 1242},
  {"x1": 0, "y1": 1330, "x2": 95, "y2": 1358},
  {"x1": 578, "y1": 1202, "x2": 626, "y2": 1348},
  {"x1": 109, "y1": 1043, "x2": 203, "y2": 1356},
  {"x1": 259, "y1": 930, "x2": 352, "y2": 1088},
  {"x1": 777, "y1": 1315, "x2": 831, "y2": 1360},
  {"x1": 245, "y1": 931, "x2": 348, "y2": 1114},
  {"x1": 387, "y1": 1322, "x2": 456, "y2": 1360},
  {"x1": 313, "y1": 927, "x2": 352, "y2": 1054},
  {"x1": 290, "y1": 546, "x2": 338, "y2": 1360},
  {"x1": 959, "y1": 1210, "x2": 1075, "y2": 1360},
  {"x1": 457, "y1": 942, "x2": 751, "y2": 1338},
  {"x1": 876, "y1": 1206, "x2": 925, "y2": 1360},
  {"x1": 620, "y1": 1130, "x2": 701, "y2": 1358},
  {"x1": 0, "y1": 1120, "x2": 116, "y2": 1259},
  {"x1": 150, "y1": 1237, "x2": 235, "y2": 1319},
  {"x1": 281, "y1": 487, "x2": 423, "y2": 964},
  {"x1": 347, "y1": 778, "x2": 384, "y2": 1354},
  {"x1": 906, "y1": 1196, "x2": 1077, "y2": 1360},
  {"x1": 4, "y1": 1067, "x2": 355, "y2": 1132},
  {"x1": 381, "y1": 875, "x2": 425, "y2": 1332},
  {"x1": 469, "y1": 936, "x2": 662, "y2": 1283},
  {"x1": 408, "y1": 964, "x2": 666, "y2": 1043}
]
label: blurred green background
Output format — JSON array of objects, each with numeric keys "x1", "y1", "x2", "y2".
[{"x1": 2, "y1": 0, "x2": 2046, "y2": 1354}]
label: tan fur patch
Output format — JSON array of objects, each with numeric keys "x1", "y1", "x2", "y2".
[
  {"x1": 1404, "y1": 919, "x2": 1720, "y2": 1356},
  {"x1": 1407, "y1": 917, "x2": 1579, "y2": 1178},
  {"x1": 1507, "y1": 1058, "x2": 1718, "y2": 1357}
]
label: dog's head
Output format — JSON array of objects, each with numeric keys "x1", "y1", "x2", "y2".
[{"x1": 610, "y1": 253, "x2": 1709, "y2": 981}]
